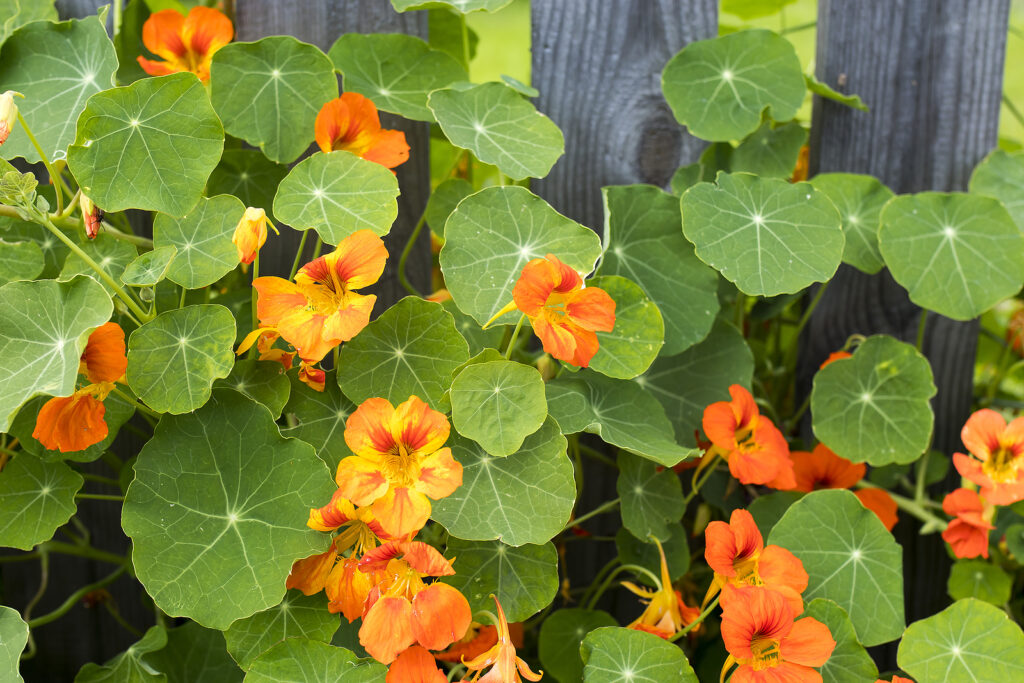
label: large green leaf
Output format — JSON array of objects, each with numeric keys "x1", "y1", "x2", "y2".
[
  {"x1": 68, "y1": 73, "x2": 224, "y2": 216},
  {"x1": 878, "y1": 192, "x2": 1024, "y2": 320},
  {"x1": 428, "y1": 82, "x2": 564, "y2": 180},
  {"x1": 769, "y1": 489, "x2": 904, "y2": 647},
  {"x1": 59, "y1": 234, "x2": 138, "y2": 296},
  {"x1": 9, "y1": 390, "x2": 135, "y2": 464},
  {"x1": 803, "y1": 599, "x2": 878, "y2": 683},
  {"x1": 281, "y1": 370, "x2": 355, "y2": 468},
  {"x1": 443, "y1": 538, "x2": 558, "y2": 622},
  {"x1": 75, "y1": 626, "x2": 168, "y2": 683},
  {"x1": 0, "y1": 14, "x2": 117, "y2": 163},
  {"x1": 0, "y1": 0, "x2": 56, "y2": 45},
  {"x1": 0, "y1": 276, "x2": 112, "y2": 432},
  {"x1": 1, "y1": 216, "x2": 69, "y2": 278},
  {"x1": 122, "y1": 390, "x2": 334, "y2": 629},
  {"x1": 432, "y1": 419, "x2": 575, "y2": 546},
  {"x1": 730, "y1": 120, "x2": 807, "y2": 178},
  {"x1": 206, "y1": 150, "x2": 288, "y2": 220},
  {"x1": 0, "y1": 606, "x2": 28, "y2": 683},
  {"x1": 126, "y1": 304, "x2": 236, "y2": 414},
  {"x1": 681, "y1": 173, "x2": 844, "y2": 296},
  {"x1": 244, "y1": 640, "x2": 385, "y2": 683},
  {"x1": 969, "y1": 148, "x2": 1024, "y2": 229},
  {"x1": 580, "y1": 627, "x2": 698, "y2": 682},
  {"x1": 661, "y1": 29, "x2": 805, "y2": 142},
  {"x1": 211, "y1": 37, "x2": 338, "y2": 164},
  {"x1": 587, "y1": 275, "x2": 664, "y2": 379},
  {"x1": 811, "y1": 335, "x2": 935, "y2": 466},
  {"x1": 329, "y1": 33, "x2": 466, "y2": 122},
  {"x1": 143, "y1": 622, "x2": 243, "y2": 683},
  {"x1": 546, "y1": 370, "x2": 697, "y2": 467},
  {"x1": 809, "y1": 173, "x2": 893, "y2": 275},
  {"x1": 272, "y1": 151, "x2": 399, "y2": 245},
  {"x1": 0, "y1": 456, "x2": 82, "y2": 550},
  {"x1": 224, "y1": 590, "x2": 340, "y2": 671},
  {"x1": 214, "y1": 360, "x2": 291, "y2": 419},
  {"x1": 391, "y1": 0, "x2": 513, "y2": 11},
  {"x1": 947, "y1": 559, "x2": 1013, "y2": 606},
  {"x1": 337, "y1": 297, "x2": 468, "y2": 409},
  {"x1": 617, "y1": 452, "x2": 683, "y2": 542},
  {"x1": 897, "y1": 599, "x2": 1024, "y2": 682},
  {"x1": 154, "y1": 194, "x2": 246, "y2": 290},
  {"x1": 538, "y1": 609, "x2": 618, "y2": 683},
  {"x1": 0, "y1": 239, "x2": 43, "y2": 285},
  {"x1": 440, "y1": 186, "x2": 602, "y2": 326},
  {"x1": 637, "y1": 320, "x2": 753, "y2": 442},
  {"x1": 450, "y1": 359, "x2": 547, "y2": 456}
]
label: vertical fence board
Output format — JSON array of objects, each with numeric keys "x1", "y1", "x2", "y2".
[{"x1": 805, "y1": 0, "x2": 1010, "y2": 662}]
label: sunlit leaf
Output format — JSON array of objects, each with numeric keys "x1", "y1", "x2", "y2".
[
  {"x1": 0, "y1": 216, "x2": 68, "y2": 278},
  {"x1": 730, "y1": 120, "x2": 807, "y2": 178},
  {"x1": 0, "y1": 606, "x2": 28, "y2": 683},
  {"x1": 244, "y1": 639, "x2": 385, "y2": 683},
  {"x1": 425, "y1": 177, "x2": 474, "y2": 235},
  {"x1": 59, "y1": 234, "x2": 138, "y2": 296},
  {"x1": 587, "y1": 275, "x2": 664, "y2": 379},
  {"x1": 808, "y1": 173, "x2": 893, "y2": 275},
  {"x1": 538, "y1": 609, "x2": 617, "y2": 683},
  {"x1": 155, "y1": 194, "x2": 246, "y2": 290},
  {"x1": 721, "y1": 0, "x2": 795, "y2": 20},
  {"x1": 214, "y1": 360, "x2": 290, "y2": 419},
  {"x1": 970, "y1": 148, "x2": 1024, "y2": 229},
  {"x1": 617, "y1": 452, "x2": 683, "y2": 542},
  {"x1": 0, "y1": 456, "x2": 82, "y2": 550},
  {"x1": 947, "y1": 560, "x2": 1013, "y2": 605},
  {"x1": 74, "y1": 626, "x2": 168, "y2": 683},
  {"x1": 0, "y1": 239, "x2": 43, "y2": 285},
  {"x1": 391, "y1": 0, "x2": 514, "y2": 12},
  {"x1": 580, "y1": 627, "x2": 698, "y2": 682},
  {"x1": 443, "y1": 538, "x2": 557, "y2": 622},
  {"x1": 450, "y1": 359, "x2": 546, "y2": 456},
  {"x1": 122, "y1": 245, "x2": 177, "y2": 287},
  {"x1": 0, "y1": 0, "x2": 57, "y2": 46},
  {"x1": 224, "y1": 590, "x2": 340, "y2": 671}
]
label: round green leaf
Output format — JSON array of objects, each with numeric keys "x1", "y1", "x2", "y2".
[
  {"x1": 337, "y1": 296, "x2": 469, "y2": 409},
  {"x1": 769, "y1": 489, "x2": 904, "y2": 647},
  {"x1": 122, "y1": 390, "x2": 335, "y2": 630},
  {"x1": 143, "y1": 622, "x2": 243, "y2": 683},
  {"x1": 225, "y1": 590, "x2": 340, "y2": 671},
  {"x1": 442, "y1": 299, "x2": 504, "y2": 357},
  {"x1": 0, "y1": 606, "x2": 28, "y2": 683},
  {"x1": 615, "y1": 523, "x2": 690, "y2": 586},
  {"x1": 281, "y1": 370, "x2": 356, "y2": 468},
  {"x1": 1, "y1": 218, "x2": 69, "y2": 278},
  {"x1": 206, "y1": 150, "x2": 288, "y2": 220},
  {"x1": 538, "y1": 609, "x2": 617, "y2": 683},
  {"x1": 428, "y1": 82, "x2": 564, "y2": 180},
  {"x1": 214, "y1": 360, "x2": 290, "y2": 420},
  {"x1": 68, "y1": 72, "x2": 224, "y2": 216},
  {"x1": 803, "y1": 599, "x2": 878, "y2": 683},
  {"x1": 637, "y1": 320, "x2": 753, "y2": 442},
  {"x1": 947, "y1": 559, "x2": 1013, "y2": 606},
  {"x1": 580, "y1": 627, "x2": 698, "y2": 683},
  {"x1": 426, "y1": 177, "x2": 474, "y2": 235},
  {"x1": 155, "y1": 194, "x2": 246, "y2": 290},
  {"x1": 75, "y1": 625, "x2": 167, "y2": 683},
  {"x1": 897, "y1": 599, "x2": 1024, "y2": 682},
  {"x1": 681, "y1": 173, "x2": 844, "y2": 296},
  {"x1": 245, "y1": 640, "x2": 385, "y2": 683},
  {"x1": 730, "y1": 121, "x2": 807, "y2": 178},
  {"x1": 126, "y1": 304, "x2": 237, "y2": 414},
  {"x1": 878, "y1": 192, "x2": 1024, "y2": 320},
  {"x1": 440, "y1": 186, "x2": 602, "y2": 326},
  {"x1": 0, "y1": 239, "x2": 43, "y2": 285},
  {"x1": 546, "y1": 370, "x2": 697, "y2": 467},
  {"x1": 391, "y1": 0, "x2": 513, "y2": 11},
  {"x1": 0, "y1": 456, "x2": 82, "y2": 550},
  {"x1": 597, "y1": 185, "x2": 719, "y2": 356},
  {"x1": 0, "y1": 0, "x2": 57, "y2": 44},
  {"x1": 211, "y1": 37, "x2": 338, "y2": 164},
  {"x1": 121, "y1": 246, "x2": 177, "y2": 287},
  {"x1": 617, "y1": 452, "x2": 683, "y2": 542},
  {"x1": 272, "y1": 151, "x2": 399, "y2": 245},
  {"x1": 10, "y1": 390, "x2": 135, "y2": 464},
  {"x1": 0, "y1": 14, "x2": 117, "y2": 163},
  {"x1": 329, "y1": 33, "x2": 466, "y2": 122},
  {"x1": 811, "y1": 335, "x2": 936, "y2": 466},
  {"x1": 443, "y1": 538, "x2": 558, "y2": 622},
  {"x1": 661, "y1": 29, "x2": 805, "y2": 142},
  {"x1": 970, "y1": 148, "x2": 1024, "y2": 229},
  {"x1": 59, "y1": 234, "x2": 138, "y2": 296},
  {"x1": 747, "y1": 490, "x2": 803, "y2": 537},
  {"x1": 587, "y1": 275, "x2": 664, "y2": 379},
  {"x1": 0, "y1": 276, "x2": 112, "y2": 432},
  {"x1": 450, "y1": 359, "x2": 547, "y2": 456},
  {"x1": 809, "y1": 173, "x2": 894, "y2": 274},
  {"x1": 432, "y1": 418, "x2": 575, "y2": 546}
]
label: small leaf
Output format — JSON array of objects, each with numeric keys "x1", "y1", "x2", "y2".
[
  {"x1": 970, "y1": 148, "x2": 1024, "y2": 229},
  {"x1": 803, "y1": 599, "x2": 878, "y2": 683},
  {"x1": 443, "y1": 538, "x2": 558, "y2": 622},
  {"x1": 224, "y1": 590, "x2": 340, "y2": 671},
  {"x1": 143, "y1": 622, "x2": 243, "y2": 683},
  {"x1": 450, "y1": 359, "x2": 547, "y2": 456},
  {"x1": 74, "y1": 626, "x2": 168, "y2": 683},
  {"x1": 947, "y1": 560, "x2": 1013, "y2": 605},
  {"x1": 0, "y1": 606, "x2": 28, "y2": 683},
  {"x1": 244, "y1": 639, "x2": 385, "y2": 683},
  {"x1": 442, "y1": 300, "x2": 504, "y2": 356},
  {"x1": 214, "y1": 360, "x2": 290, "y2": 419},
  {"x1": 730, "y1": 120, "x2": 808, "y2": 178},
  {"x1": 59, "y1": 234, "x2": 138, "y2": 296},
  {"x1": 0, "y1": 456, "x2": 82, "y2": 550},
  {"x1": 587, "y1": 275, "x2": 664, "y2": 379},
  {"x1": 425, "y1": 177, "x2": 474, "y2": 235},
  {"x1": 0, "y1": 239, "x2": 43, "y2": 285},
  {"x1": 0, "y1": 0, "x2": 57, "y2": 45},
  {"x1": 121, "y1": 246, "x2": 177, "y2": 287},
  {"x1": 206, "y1": 150, "x2": 288, "y2": 220},
  {"x1": 747, "y1": 490, "x2": 803, "y2": 537},
  {"x1": 281, "y1": 370, "x2": 356, "y2": 468},
  {"x1": 617, "y1": 452, "x2": 683, "y2": 542},
  {"x1": 580, "y1": 627, "x2": 698, "y2": 682},
  {"x1": 809, "y1": 173, "x2": 893, "y2": 275},
  {"x1": 155, "y1": 194, "x2": 246, "y2": 290},
  {"x1": 804, "y1": 73, "x2": 869, "y2": 112},
  {"x1": 538, "y1": 609, "x2": 617, "y2": 683},
  {"x1": 1, "y1": 217, "x2": 69, "y2": 278}
]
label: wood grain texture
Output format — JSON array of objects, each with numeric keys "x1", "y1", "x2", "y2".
[{"x1": 531, "y1": 0, "x2": 716, "y2": 231}]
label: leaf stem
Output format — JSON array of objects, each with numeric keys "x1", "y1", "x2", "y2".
[
  {"x1": 563, "y1": 497, "x2": 620, "y2": 533},
  {"x1": 22, "y1": 551, "x2": 49, "y2": 623},
  {"x1": 683, "y1": 455, "x2": 719, "y2": 505},
  {"x1": 856, "y1": 480, "x2": 947, "y2": 531},
  {"x1": 27, "y1": 566, "x2": 127, "y2": 629},
  {"x1": 915, "y1": 309, "x2": 928, "y2": 351},
  {"x1": 250, "y1": 252, "x2": 260, "y2": 349},
  {"x1": 670, "y1": 594, "x2": 719, "y2": 641},
  {"x1": 399, "y1": 210, "x2": 428, "y2": 297},
  {"x1": 111, "y1": 386, "x2": 160, "y2": 419},
  {"x1": 16, "y1": 111, "x2": 62, "y2": 216},
  {"x1": 288, "y1": 229, "x2": 310, "y2": 281},
  {"x1": 39, "y1": 541, "x2": 129, "y2": 566},
  {"x1": 584, "y1": 563, "x2": 662, "y2": 610},
  {"x1": 503, "y1": 314, "x2": 526, "y2": 360},
  {"x1": 75, "y1": 493, "x2": 125, "y2": 502}
]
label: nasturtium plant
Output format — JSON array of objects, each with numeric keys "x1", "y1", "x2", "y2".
[
  {"x1": 224, "y1": 590, "x2": 340, "y2": 671},
  {"x1": 808, "y1": 172, "x2": 893, "y2": 274},
  {"x1": 443, "y1": 538, "x2": 558, "y2": 622}
]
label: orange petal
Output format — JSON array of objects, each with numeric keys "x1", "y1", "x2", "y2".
[
  {"x1": 411, "y1": 583, "x2": 471, "y2": 651},
  {"x1": 780, "y1": 617, "x2": 836, "y2": 668},
  {"x1": 961, "y1": 409, "x2": 1005, "y2": 461},
  {"x1": 320, "y1": 294, "x2": 376, "y2": 345},
  {"x1": 702, "y1": 401, "x2": 740, "y2": 451},
  {"x1": 943, "y1": 518, "x2": 991, "y2": 559},
  {"x1": 298, "y1": 362, "x2": 326, "y2": 393},
  {"x1": 233, "y1": 207, "x2": 268, "y2": 265},
  {"x1": 334, "y1": 456, "x2": 389, "y2": 505},
  {"x1": 315, "y1": 98, "x2": 352, "y2": 153},
  {"x1": 387, "y1": 646, "x2": 447, "y2": 683},
  {"x1": 401, "y1": 542, "x2": 455, "y2": 577},
  {"x1": 136, "y1": 56, "x2": 177, "y2": 77},
  {"x1": 339, "y1": 92, "x2": 384, "y2": 136},
  {"x1": 952, "y1": 452, "x2": 990, "y2": 490},
  {"x1": 141, "y1": 9, "x2": 187, "y2": 62},
  {"x1": 854, "y1": 488, "x2": 898, "y2": 531},
  {"x1": 391, "y1": 396, "x2": 450, "y2": 456},
  {"x1": 32, "y1": 393, "x2": 107, "y2": 453},
  {"x1": 327, "y1": 557, "x2": 379, "y2": 622},
  {"x1": 566, "y1": 286, "x2": 616, "y2": 332},
  {"x1": 345, "y1": 397, "x2": 397, "y2": 459},
  {"x1": 181, "y1": 7, "x2": 233, "y2": 62},
  {"x1": 362, "y1": 128, "x2": 411, "y2": 170},
  {"x1": 532, "y1": 316, "x2": 579, "y2": 364},
  {"x1": 415, "y1": 448, "x2": 462, "y2": 500},
  {"x1": 372, "y1": 487, "x2": 432, "y2": 539},
  {"x1": 513, "y1": 258, "x2": 560, "y2": 316},
  {"x1": 758, "y1": 545, "x2": 809, "y2": 599},
  {"x1": 81, "y1": 322, "x2": 127, "y2": 383},
  {"x1": 307, "y1": 490, "x2": 357, "y2": 531},
  {"x1": 568, "y1": 327, "x2": 601, "y2": 368},
  {"x1": 275, "y1": 309, "x2": 336, "y2": 364},
  {"x1": 819, "y1": 350, "x2": 851, "y2": 369},
  {"x1": 332, "y1": 230, "x2": 389, "y2": 290},
  {"x1": 719, "y1": 586, "x2": 794, "y2": 661},
  {"x1": 252, "y1": 277, "x2": 307, "y2": 327},
  {"x1": 286, "y1": 546, "x2": 338, "y2": 595},
  {"x1": 942, "y1": 487, "x2": 986, "y2": 518},
  {"x1": 360, "y1": 595, "x2": 415, "y2": 664}
]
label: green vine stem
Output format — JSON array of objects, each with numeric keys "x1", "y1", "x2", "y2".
[
  {"x1": 503, "y1": 314, "x2": 526, "y2": 360},
  {"x1": 38, "y1": 541, "x2": 130, "y2": 567},
  {"x1": 584, "y1": 564, "x2": 662, "y2": 610},
  {"x1": 916, "y1": 309, "x2": 929, "y2": 351},
  {"x1": 75, "y1": 493, "x2": 125, "y2": 502},
  {"x1": 287, "y1": 228, "x2": 310, "y2": 281},
  {"x1": 398, "y1": 210, "x2": 428, "y2": 296},
  {"x1": 27, "y1": 565, "x2": 127, "y2": 629},
  {"x1": 856, "y1": 480, "x2": 947, "y2": 532},
  {"x1": 562, "y1": 497, "x2": 620, "y2": 533},
  {"x1": 111, "y1": 386, "x2": 160, "y2": 420},
  {"x1": 670, "y1": 594, "x2": 720, "y2": 642}
]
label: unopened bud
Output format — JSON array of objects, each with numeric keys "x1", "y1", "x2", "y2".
[
  {"x1": 80, "y1": 194, "x2": 103, "y2": 239},
  {"x1": 0, "y1": 91, "x2": 19, "y2": 146},
  {"x1": 233, "y1": 207, "x2": 269, "y2": 266}
]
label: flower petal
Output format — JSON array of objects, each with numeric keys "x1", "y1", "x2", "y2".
[
  {"x1": 961, "y1": 409, "x2": 1005, "y2": 461},
  {"x1": 414, "y1": 448, "x2": 462, "y2": 500},
  {"x1": 386, "y1": 646, "x2": 447, "y2": 683},
  {"x1": 780, "y1": 617, "x2": 835, "y2": 668},
  {"x1": 854, "y1": 488, "x2": 898, "y2": 531},
  {"x1": 141, "y1": 9, "x2": 187, "y2": 62},
  {"x1": 286, "y1": 547, "x2": 337, "y2": 596},
  {"x1": 411, "y1": 583, "x2": 472, "y2": 651},
  {"x1": 372, "y1": 487, "x2": 432, "y2": 539},
  {"x1": 33, "y1": 393, "x2": 107, "y2": 453},
  {"x1": 360, "y1": 595, "x2": 415, "y2": 664},
  {"x1": 81, "y1": 322, "x2": 127, "y2": 383},
  {"x1": 391, "y1": 396, "x2": 450, "y2": 456},
  {"x1": 513, "y1": 258, "x2": 560, "y2": 316},
  {"x1": 531, "y1": 316, "x2": 579, "y2": 364},
  {"x1": 332, "y1": 230, "x2": 389, "y2": 290},
  {"x1": 345, "y1": 397, "x2": 397, "y2": 459},
  {"x1": 566, "y1": 286, "x2": 616, "y2": 332},
  {"x1": 253, "y1": 277, "x2": 307, "y2": 327},
  {"x1": 314, "y1": 98, "x2": 351, "y2": 154},
  {"x1": 181, "y1": 7, "x2": 233, "y2": 62},
  {"x1": 334, "y1": 456, "x2": 388, "y2": 505},
  {"x1": 362, "y1": 129, "x2": 411, "y2": 170}
]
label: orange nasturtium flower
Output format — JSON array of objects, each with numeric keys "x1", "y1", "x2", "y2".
[
  {"x1": 238, "y1": 229, "x2": 388, "y2": 364},
  {"x1": 952, "y1": 408, "x2": 1024, "y2": 505},
  {"x1": 33, "y1": 322, "x2": 127, "y2": 453},
  {"x1": 703, "y1": 509, "x2": 809, "y2": 615},
  {"x1": 335, "y1": 395, "x2": 462, "y2": 539},
  {"x1": 941, "y1": 488, "x2": 994, "y2": 559},
  {"x1": 232, "y1": 207, "x2": 276, "y2": 266},
  {"x1": 853, "y1": 488, "x2": 899, "y2": 531},
  {"x1": 790, "y1": 444, "x2": 899, "y2": 530},
  {"x1": 487, "y1": 253, "x2": 616, "y2": 368},
  {"x1": 137, "y1": 7, "x2": 233, "y2": 81},
  {"x1": 819, "y1": 350, "x2": 851, "y2": 369},
  {"x1": 387, "y1": 646, "x2": 446, "y2": 683},
  {"x1": 357, "y1": 541, "x2": 471, "y2": 664},
  {"x1": 702, "y1": 384, "x2": 795, "y2": 490},
  {"x1": 877, "y1": 677, "x2": 913, "y2": 683},
  {"x1": 461, "y1": 595, "x2": 542, "y2": 683},
  {"x1": 433, "y1": 621, "x2": 524, "y2": 663},
  {"x1": 622, "y1": 538, "x2": 701, "y2": 639},
  {"x1": 314, "y1": 93, "x2": 410, "y2": 169},
  {"x1": 720, "y1": 585, "x2": 835, "y2": 683}
]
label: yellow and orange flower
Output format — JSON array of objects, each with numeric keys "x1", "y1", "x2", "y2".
[
  {"x1": 334, "y1": 395, "x2": 462, "y2": 538},
  {"x1": 233, "y1": 207, "x2": 272, "y2": 266},
  {"x1": 877, "y1": 677, "x2": 913, "y2": 683},
  {"x1": 239, "y1": 229, "x2": 388, "y2": 364},
  {"x1": 253, "y1": 331, "x2": 296, "y2": 371},
  {"x1": 952, "y1": 409, "x2": 1024, "y2": 505},
  {"x1": 32, "y1": 322, "x2": 127, "y2": 453},
  {"x1": 622, "y1": 537, "x2": 701, "y2": 639},
  {"x1": 433, "y1": 621, "x2": 523, "y2": 663},
  {"x1": 137, "y1": 7, "x2": 233, "y2": 82},
  {"x1": 387, "y1": 646, "x2": 446, "y2": 683},
  {"x1": 357, "y1": 541, "x2": 471, "y2": 664},
  {"x1": 315, "y1": 93, "x2": 410, "y2": 169},
  {"x1": 702, "y1": 385, "x2": 795, "y2": 489},
  {"x1": 703, "y1": 509, "x2": 808, "y2": 615},
  {"x1": 720, "y1": 585, "x2": 835, "y2": 683},
  {"x1": 81, "y1": 194, "x2": 102, "y2": 240},
  {"x1": 941, "y1": 488, "x2": 993, "y2": 559},
  {"x1": 790, "y1": 444, "x2": 899, "y2": 530},
  {"x1": 461, "y1": 595, "x2": 542, "y2": 683},
  {"x1": 286, "y1": 543, "x2": 338, "y2": 597},
  {"x1": 298, "y1": 361, "x2": 326, "y2": 393}
]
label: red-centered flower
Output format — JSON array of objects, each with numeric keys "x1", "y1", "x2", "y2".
[
  {"x1": 702, "y1": 385, "x2": 795, "y2": 489},
  {"x1": 461, "y1": 595, "x2": 542, "y2": 683},
  {"x1": 622, "y1": 537, "x2": 701, "y2": 639},
  {"x1": 434, "y1": 622, "x2": 524, "y2": 663},
  {"x1": 298, "y1": 361, "x2": 326, "y2": 393},
  {"x1": 314, "y1": 93, "x2": 410, "y2": 169},
  {"x1": 358, "y1": 541, "x2": 471, "y2": 664},
  {"x1": 137, "y1": 7, "x2": 233, "y2": 81},
  {"x1": 721, "y1": 585, "x2": 835, "y2": 683},
  {"x1": 854, "y1": 488, "x2": 899, "y2": 531},
  {"x1": 334, "y1": 396, "x2": 462, "y2": 538},
  {"x1": 952, "y1": 409, "x2": 1024, "y2": 505},
  {"x1": 252, "y1": 331, "x2": 295, "y2": 371},
  {"x1": 233, "y1": 207, "x2": 271, "y2": 266},
  {"x1": 239, "y1": 230, "x2": 388, "y2": 363},
  {"x1": 0, "y1": 90, "x2": 17, "y2": 146},
  {"x1": 790, "y1": 444, "x2": 865, "y2": 492},
  {"x1": 80, "y1": 194, "x2": 102, "y2": 240},
  {"x1": 941, "y1": 488, "x2": 994, "y2": 559},
  {"x1": 704, "y1": 509, "x2": 808, "y2": 615},
  {"x1": 387, "y1": 646, "x2": 446, "y2": 683}
]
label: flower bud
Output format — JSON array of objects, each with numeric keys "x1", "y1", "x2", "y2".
[
  {"x1": 0, "y1": 91, "x2": 18, "y2": 146},
  {"x1": 298, "y1": 361, "x2": 326, "y2": 392},
  {"x1": 233, "y1": 207, "x2": 268, "y2": 266},
  {"x1": 80, "y1": 194, "x2": 103, "y2": 239}
]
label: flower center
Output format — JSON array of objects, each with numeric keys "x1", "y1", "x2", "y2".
[
  {"x1": 382, "y1": 443, "x2": 420, "y2": 487},
  {"x1": 732, "y1": 553, "x2": 761, "y2": 584},
  {"x1": 749, "y1": 636, "x2": 781, "y2": 670},
  {"x1": 983, "y1": 445, "x2": 1020, "y2": 484}
]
